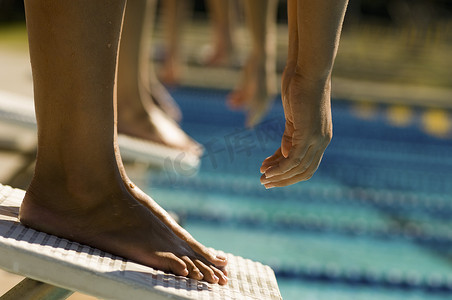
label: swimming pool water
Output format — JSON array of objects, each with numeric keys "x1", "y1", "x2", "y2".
[{"x1": 144, "y1": 87, "x2": 452, "y2": 299}]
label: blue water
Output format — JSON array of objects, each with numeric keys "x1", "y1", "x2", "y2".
[{"x1": 145, "y1": 87, "x2": 452, "y2": 299}]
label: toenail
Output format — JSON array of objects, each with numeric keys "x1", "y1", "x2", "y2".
[{"x1": 216, "y1": 254, "x2": 226, "y2": 260}]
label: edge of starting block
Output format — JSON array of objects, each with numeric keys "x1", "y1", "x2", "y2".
[{"x1": 0, "y1": 184, "x2": 282, "y2": 300}]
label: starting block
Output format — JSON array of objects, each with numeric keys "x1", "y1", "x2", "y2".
[{"x1": 0, "y1": 184, "x2": 282, "y2": 300}]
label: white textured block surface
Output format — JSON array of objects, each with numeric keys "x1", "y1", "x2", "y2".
[{"x1": 0, "y1": 184, "x2": 282, "y2": 300}]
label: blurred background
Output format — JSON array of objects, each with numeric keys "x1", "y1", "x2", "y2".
[{"x1": 0, "y1": 0, "x2": 451, "y2": 299}]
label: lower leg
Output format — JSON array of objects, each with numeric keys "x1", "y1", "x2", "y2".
[
  {"x1": 116, "y1": 0, "x2": 218, "y2": 265},
  {"x1": 202, "y1": 0, "x2": 236, "y2": 66},
  {"x1": 117, "y1": 0, "x2": 201, "y2": 155},
  {"x1": 159, "y1": 0, "x2": 188, "y2": 85},
  {"x1": 227, "y1": 0, "x2": 278, "y2": 127},
  {"x1": 144, "y1": 0, "x2": 182, "y2": 121},
  {"x1": 20, "y1": 0, "x2": 225, "y2": 284}
]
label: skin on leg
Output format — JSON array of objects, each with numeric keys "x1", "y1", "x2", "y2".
[
  {"x1": 227, "y1": 0, "x2": 278, "y2": 127},
  {"x1": 201, "y1": 0, "x2": 236, "y2": 66},
  {"x1": 20, "y1": 0, "x2": 226, "y2": 284},
  {"x1": 137, "y1": 0, "x2": 183, "y2": 122},
  {"x1": 147, "y1": 71, "x2": 182, "y2": 122},
  {"x1": 260, "y1": 0, "x2": 349, "y2": 187},
  {"x1": 118, "y1": 0, "x2": 223, "y2": 275},
  {"x1": 159, "y1": 0, "x2": 189, "y2": 86},
  {"x1": 117, "y1": 0, "x2": 201, "y2": 156}
]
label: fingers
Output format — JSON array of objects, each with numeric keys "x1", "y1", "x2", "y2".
[
  {"x1": 264, "y1": 144, "x2": 311, "y2": 178},
  {"x1": 260, "y1": 131, "x2": 330, "y2": 188},
  {"x1": 281, "y1": 120, "x2": 295, "y2": 157},
  {"x1": 262, "y1": 160, "x2": 322, "y2": 187},
  {"x1": 260, "y1": 147, "x2": 284, "y2": 173},
  {"x1": 264, "y1": 145, "x2": 316, "y2": 180},
  {"x1": 261, "y1": 150, "x2": 325, "y2": 188}
]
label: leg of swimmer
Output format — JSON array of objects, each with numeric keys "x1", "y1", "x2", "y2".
[
  {"x1": 117, "y1": 0, "x2": 153, "y2": 131},
  {"x1": 118, "y1": 0, "x2": 180, "y2": 119},
  {"x1": 204, "y1": 0, "x2": 235, "y2": 66},
  {"x1": 116, "y1": 0, "x2": 227, "y2": 278},
  {"x1": 244, "y1": 0, "x2": 278, "y2": 127},
  {"x1": 159, "y1": 0, "x2": 187, "y2": 85},
  {"x1": 227, "y1": 0, "x2": 278, "y2": 127},
  {"x1": 20, "y1": 0, "x2": 224, "y2": 283},
  {"x1": 144, "y1": 0, "x2": 182, "y2": 121},
  {"x1": 23, "y1": 0, "x2": 125, "y2": 192},
  {"x1": 117, "y1": 0, "x2": 201, "y2": 155}
]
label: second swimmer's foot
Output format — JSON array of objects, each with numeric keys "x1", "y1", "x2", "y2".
[
  {"x1": 118, "y1": 103, "x2": 203, "y2": 158},
  {"x1": 227, "y1": 58, "x2": 276, "y2": 127}
]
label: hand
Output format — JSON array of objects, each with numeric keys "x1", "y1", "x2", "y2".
[{"x1": 260, "y1": 66, "x2": 332, "y2": 188}]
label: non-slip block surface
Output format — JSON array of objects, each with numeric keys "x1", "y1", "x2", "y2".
[{"x1": 0, "y1": 184, "x2": 281, "y2": 300}]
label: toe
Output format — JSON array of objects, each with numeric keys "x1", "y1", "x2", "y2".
[
  {"x1": 161, "y1": 253, "x2": 188, "y2": 277},
  {"x1": 227, "y1": 91, "x2": 246, "y2": 110},
  {"x1": 193, "y1": 259, "x2": 219, "y2": 284},
  {"x1": 181, "y1": 256, "x2": 203, "y2": 281},
  {"x1": 210, "y1": 251, "x2": 228, "y2": 267},
  {"x1": 211, "y1": 265, "x2": 228, "y2": 285},
  {"x1": 187, "y1": 243, "x2": 228, "y2": 268},
  {"x1": 246, "y1": 96, "x2": 274, "y2": 128}
]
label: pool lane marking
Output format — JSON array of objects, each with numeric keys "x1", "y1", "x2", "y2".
[
  {"x1": 351, "y1": 101, "x2": 452, "y2": 139},
  {"x1": 421, "y1": 108, "x2": 452, "y2": 138},
  {"x1": 386, "y1": 104, "x2": 414, "y2": 127}
]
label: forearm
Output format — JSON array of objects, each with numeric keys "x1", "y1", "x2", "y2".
[
  {"x1": 286, "y1": 0, "x2": 298, "y2": 66},
  {"x1": 295, "y1": 0, "x2": 348, "y2": 81}
]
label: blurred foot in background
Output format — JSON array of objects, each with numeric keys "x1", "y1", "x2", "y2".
[
  {"x1": 117, "y1": 0, "x2": 201, "y2": 157},
  {"x1": 158, "y1": 0, "x2": 189, "y2": 86},
  {"x1": 227, "y1": 0, "x2": 278, "y2": 127},
  {"x1": 197, "y1": 0, "x2": 238, "y2": 67}
]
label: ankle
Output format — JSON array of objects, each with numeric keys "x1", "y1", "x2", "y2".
[{"x1": 29, "y1": 162, "x2": 124, "y2": 210}]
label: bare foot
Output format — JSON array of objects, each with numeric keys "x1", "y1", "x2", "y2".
[
  {"x1": 227, "y1": 56, "x2": 277, "y2": 127},
  {"x1": 147, "y1": 77, "x2": 182, "y2": 123},
  {"x1": 117, "y1": 94, "x2": 202, "y2": 158},
  {"x1": 159, "y1": 57, "x2": 181, "y2": 86},
  {"x1": 119, "y1": 171, "x2": 228, "y2": 277},
  {"x1": 197, "y1": 44, "x2": 236, "y2": 67},
  {"x1": 19, "y1": 172, "x2": 227, "y2": 284}
]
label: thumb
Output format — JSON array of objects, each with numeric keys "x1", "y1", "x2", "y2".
[{"x1": 281, "y1": 120, "x2": 294, "y2": 158}]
